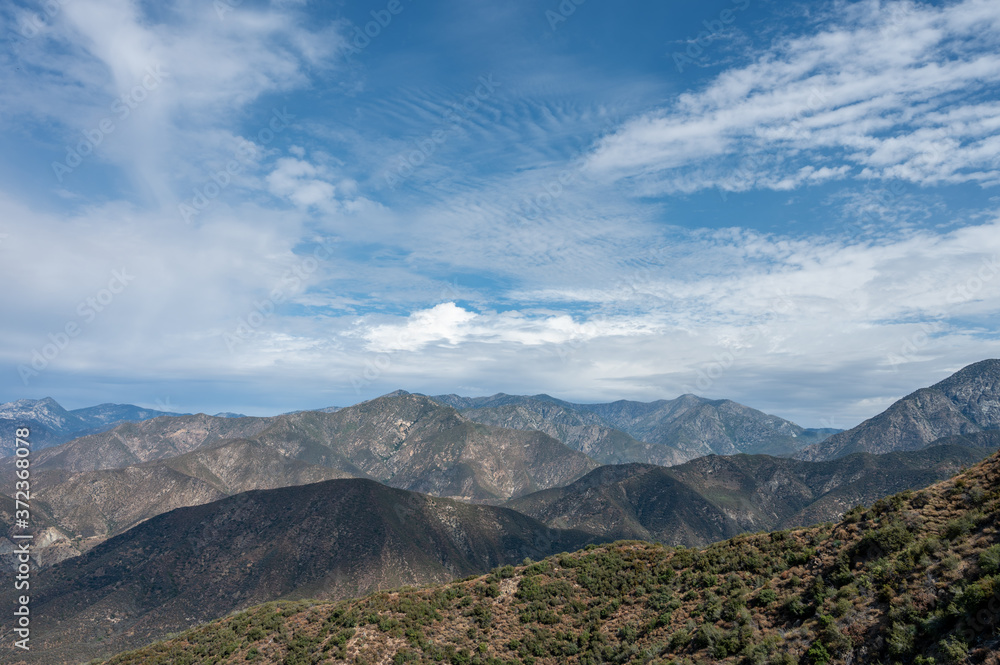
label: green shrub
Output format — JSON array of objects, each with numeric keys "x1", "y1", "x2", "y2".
[
  {"x1": 979, "y1": 544, "x2": 1000, "y2": 574},
  {"x1": 887, "y1": 622, "x2": 916, "y2": 658},
  {"x1": 783, "y1": 595, "x2": 812, "y2": 619},
  {"x1": 802, "y1": 641, "x2": 831, "y2": 665},
  {"x1": 945, "y1": 515, "x2": 975, "y2": 540},
  {"x1": 853, "y1": 522, "x2": 913, "y2": 558},
  {"x1": 938, "y1": 636, "x2": 969, "y2": 665},
  {"x1": 843, "y1": 505, "x2": 865, "y2": 523},
  {"x1": 692, "y1": 623, "x2": 723, "y2": 650},
  {"x1": 832, "y1": 598, "x2": 852, "y2": 617},
  {"x1": 755, "y1": 588, "x2": 778, "y2": 607}
]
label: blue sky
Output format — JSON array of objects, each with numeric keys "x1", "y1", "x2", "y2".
[{"x1": 1, "y1": 0, "x2": 999, "y2": 427}]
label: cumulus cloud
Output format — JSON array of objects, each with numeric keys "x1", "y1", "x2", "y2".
[
  {"x1": 266, "y1": 158, "x2": 337, "y2": 208},
  {"x1": 361, "y1": 303, "x2": 662, "y2": 353}
]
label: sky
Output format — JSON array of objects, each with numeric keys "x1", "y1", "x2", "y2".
[{"x1": 1, "y1": 0, "x2": 999, "y2": 428}]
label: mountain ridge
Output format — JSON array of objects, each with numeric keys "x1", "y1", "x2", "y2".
[
  {"x1": 0, "y1": 478, "x2": 600, "y2": 663},
  {"x1": 797, "y1": 358, "x2": 1000, "y2": 460},
  {"x1": 87, "y1": 447, "x2": 1000, "y2": 665}
]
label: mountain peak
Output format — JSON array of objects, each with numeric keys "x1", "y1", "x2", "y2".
[{"x1": 798, "y1": 358, "x2": 1000, "y2": 460}]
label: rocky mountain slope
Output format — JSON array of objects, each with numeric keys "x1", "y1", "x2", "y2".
[
  {"x1": 246, "y1": 392, "x2": 598, "y2": 502},
  {"x1": 797, "y1": 358, "x2": 1000, "y2": 460},
  {"x1": 92, "y1": 447, "x2": 1000, "y2": 665},
  {"x1": 456, "y1": 399, "x2": 689, "y2": 466},
  {"x1": 1, "y1": 394, "x2": 599, "y2": 569},
  {"x1": 509, "y1": 438, "x2": 1000, "y2": 545},
  {"x1": 3, "y1": 438, "x2": 352, "y2": 567},
  {"x1": 434, "y1": 392, "x2": 835, "y2": 460},
  {"x1": 22, "y1": 393, "x2": 596, "y2": 503},
  {"x1": 14, "y1": 413, "x2": 273, "y2": 472},
  {"x1": 578, "y1": 394, "x2": 834, "y2": 457},
  {"x1": 0, "y1": 479, "x2": 597, "y2": 664},
  {"x1": 0, "y1": 398, "x2": 91, "y2": 456}
]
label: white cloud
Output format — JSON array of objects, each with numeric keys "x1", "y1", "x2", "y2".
[
  {"x1": 266, "y1": 158, "x2": 337, "y2": 208},
  {"x1": 585, "y1": 0, "x2": 1000, "y2": 193},
  {"x1": 363, "y1": 303, "x2": 478, "y2": 352},
  {"x1": 361, "y1": 303, "x2": 662, "y2": 353},
  {"x1": 0, "y1": 0, "x2": 346, "y2": 205}
]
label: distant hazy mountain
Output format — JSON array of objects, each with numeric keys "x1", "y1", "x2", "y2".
[
  {"x1": 455, "y1": 399, "x2": 689, "y2": 466},
  {"x1": 10, "y1": 478, "x2": 597, "y2": 662},
  {"x1": 577, "y1": 394, "x2": 834, "y2": 457},
  {"x1": 280, "y1": 405, "x2": 341, "y2": 415},
  {"x1": 433, "y1": 392, "x2": 835, "y2": 460},
  {"x1": 26, "y1": 394, "x2": 596, "y2": 503},
  {"x1": 68, "y1": 402, "x2": 188, "y2": 426},
  {"x1": 796, "y1": 358, "x2": 1000, "y2": 460},
  {"x1": 432, "y1": 392, "x2": 575, "y2": 410},
  {"x1": 0, "y1": 397, "x2": 88, "y2": 431},
  {"x1": 0, "y1": 397, "x2": 90, "y2": 455},
  {"x1": 0, "y1": 398, "x2": 184, "y2": 456},
  {"x1": 508, "y1": 438, "x2": 999, "y2": 546}
]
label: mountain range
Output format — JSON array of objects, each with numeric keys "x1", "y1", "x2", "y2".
[
  {"x1": 432, "y1": 392, "x2": 838, "y2": 460},
  {"x1": 1, "y1": 359, "x2": 999, "y2": 663},
  {"x1": 4, "y1": 479, "x2": 597, "y2": 662},
  {"x1": 72, "y1": 443, "x2": 1000, "y2": 665},
  {"x1": 2, "y1": 394, "x2": 598, "y2": 567},
  {"x1": 508, "y1": 435, "x2": 1000, "y2": 545},
  {"x1": 6, "y1": 363, "x2": 1000, "y2": 571},
  {"x1": 0, "y1": 398, "x2": 185, "y2": 457}
]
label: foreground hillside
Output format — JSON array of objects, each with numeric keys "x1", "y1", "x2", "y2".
[{"x1": 96, "y1": 451, "x2": 1000, "y2": 665}]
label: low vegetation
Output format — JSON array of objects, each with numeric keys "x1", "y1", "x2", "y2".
[{"x1": 97, "y1": 452, "x2": 1000, "y2": 665}]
